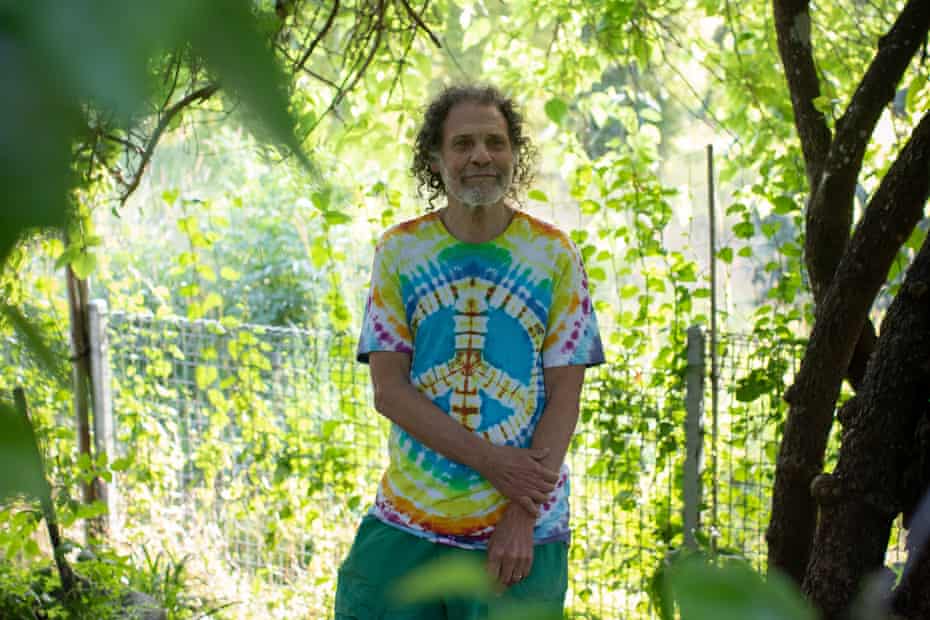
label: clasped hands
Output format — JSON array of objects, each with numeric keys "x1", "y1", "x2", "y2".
[{"x1": 477, "y1": 445, "x2": 559, "y2": 589}]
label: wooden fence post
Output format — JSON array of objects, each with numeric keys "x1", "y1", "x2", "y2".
[
  {"x1": 684, "y1": 324, "x2": 705, "y2": 549},
  {"x1": 88, "y1": 299, "x2": 118, "y2": 539}
]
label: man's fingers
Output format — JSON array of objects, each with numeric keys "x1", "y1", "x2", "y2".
[
  {"x1": 487, "y1": 549, "x2": 502, "y2": 583},
  {"x1": 507, "y1": 554, "x2": 533, "y2": 587},
  {"x1": 502, "y1": 557, "x2": 518, "y2": 587},
  {"x1": 537, "y1": 465, "x2": 560, "y2": 484},
  {"x1": 517, "y1": 496, "x2": 539, "y2": 517},
  {"x1": 527, "y1": 488, "x2": 549, "y2": 503},
  {"x1": 520, "y1": 554, "x2": 533, "y2": 586}
]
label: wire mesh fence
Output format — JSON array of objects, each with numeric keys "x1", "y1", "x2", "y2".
[
  {"x1": 708, "y1": 332, "x2": 805, "y2": 568},
  {"x1": 100, "y1": 309, "x2": 864, "y2": 618}
]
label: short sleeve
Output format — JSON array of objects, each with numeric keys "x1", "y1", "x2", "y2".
[
  {"x1": 542, "y1": 239, "x2": 605, "y2": 368},
  {"x1": 356, "y1": 236, "x2": 414, "y2": 364}
]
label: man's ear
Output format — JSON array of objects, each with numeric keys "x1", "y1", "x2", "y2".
[{"x1": 429, "y1": 152, "x2": 439, "y2": 173}]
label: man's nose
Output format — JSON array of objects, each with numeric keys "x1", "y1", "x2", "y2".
[{"x1": 469, "y1": 143, "x2": 491, "y2": 164}]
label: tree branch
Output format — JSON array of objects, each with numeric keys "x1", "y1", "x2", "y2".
[
  {"x1": 805, "y1": 0, "x2": 930, "y2": 300},
  {"x1": 803, "y1": 234, "x2": 930, "y2": 619},
  {"x1": 294, "y1": 0, "x2": 340, "y2": 73},
  {"x1": 398, "y1": 0, "x2": 442, "y2": 49},
  {"x1": 767, "y1": 109, "x2": 930, "y2": 584},
  {"x1": 119, "y1": 83, "x2": 219, "y2": 206},
  {"x1": 772, "y1": 0, "x2": 832, "y2": 189}
]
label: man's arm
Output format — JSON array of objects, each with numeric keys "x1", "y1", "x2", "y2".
[
  {"x1": 529, "y1": 364, "x2": 586, "y2": 473},
  {"x1": 486, "y1": 364, "x2": 586, "y2": 587},
  {"x1": 368, "y1": 351, "x2": 559, "y2": 513}
]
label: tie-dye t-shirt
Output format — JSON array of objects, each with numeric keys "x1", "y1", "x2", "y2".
[{"x1": 356, "y1": 208, "x2": 605, "y2": 549}]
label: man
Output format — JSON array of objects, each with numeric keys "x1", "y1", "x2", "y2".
[{"x1": 336, "y1": 84, "x2": 604, "y2": 619}]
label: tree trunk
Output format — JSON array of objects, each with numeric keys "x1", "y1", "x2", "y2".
[
  {"x1": 767, "y1": 110, "x2": 930, "y2": 584},
  {"x1": 65, "y1": 265, "x2": 97, "y2": 538},
  {"x1": 803, "y1": 233, "x2": 930, "y2": 619}
]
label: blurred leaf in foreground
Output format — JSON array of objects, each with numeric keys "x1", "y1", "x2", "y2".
[
  {"x1": 392, "y1": 554, "x2": 562, "y2": 620},
  {"x1": 0, "y1": 398, "x2": 46, "y2": 504},
  {"x1": 0, "y1": 0, "x2": 308, "y2": 267},
  {"x1": 392, "y1": 554, "x2": 493, "y2": 604},
  {"x1": 667, "y1": 554, "x2": 817, "y2": 620}
]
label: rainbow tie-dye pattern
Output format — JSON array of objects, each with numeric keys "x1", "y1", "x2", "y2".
[{"x1": 357, "y1": 209, "x2": 604, "y2": 548}]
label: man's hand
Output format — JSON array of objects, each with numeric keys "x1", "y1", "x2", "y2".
[
  {"x1": 477, "y1": 445, "x2": 559, "y2": 516},
  {"x1": 487, "y1": 502, "x2": 536, "y2": 589}
]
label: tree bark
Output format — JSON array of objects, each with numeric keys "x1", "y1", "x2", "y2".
[
  {"x1": 804, "y1": 0, "x2": 930, "y2": 300},
  {"x1": 772, "y1": 0, "x2": 930, "y2": 397},
  {"x1": 766, "y1": 110, "x2": 930, "y2": 583},
  {"x1": 65, "y1": 265, "x2": 97, "y2": 539},
  {"x1": 772, "y1": 0, "x2": 831, "y2": 190},
  {"x1": 803, "y1": 233, "x2": 930, "y2": 619}
]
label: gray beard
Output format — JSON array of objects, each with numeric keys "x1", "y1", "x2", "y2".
[
  {"x1": 458, "y1": 183, "x2": 505, "y2": 208},
  {"x1": 438, "y1": 158, "x2": 514, "y2": 208}
]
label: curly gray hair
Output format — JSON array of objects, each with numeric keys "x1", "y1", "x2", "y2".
[{"x1": 411, "y1": 84, "x2": 537, "y2": 210}]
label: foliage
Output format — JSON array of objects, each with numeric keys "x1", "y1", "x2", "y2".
[
  {"x1": 4, "y1": 0, "x2": 924, "y2": 618},
  {"x1": 0, "y1": 547, "x2": 227, "y2": 620},
  {"x1": 663, "y1": 553, "x2": 816, "y2": 620}
]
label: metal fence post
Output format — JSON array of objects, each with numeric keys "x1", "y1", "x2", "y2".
[
  {"x1": 87, "y1": 299, "x2": 119, "y2": 539},
  {"x1": 684, "y1": 325, "x2": 705, "y2": 549}
]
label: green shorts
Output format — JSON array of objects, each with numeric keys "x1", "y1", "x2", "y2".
[{"x1": 335, "y1": 515, "x2": 568, "y2": 619}]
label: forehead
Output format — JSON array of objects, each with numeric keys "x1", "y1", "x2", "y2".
[{"x1": 442, "y1": 102, "x2": 509, "y2": 141}]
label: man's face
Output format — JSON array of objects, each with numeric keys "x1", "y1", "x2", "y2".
[{"x1": 433, "y1": 101, "x2": 515, "y2": 209}]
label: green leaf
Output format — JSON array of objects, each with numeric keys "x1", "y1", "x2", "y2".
[
  {"x1": 110, "y1": 456, "x2": 133, "y2": 472},
  {"x1": 811, "y1": 95, "x2": 833, "y2": 115},
  {"x1": 191, "y1": 0, "x2": 311, "y2": 171},
  {"x1": 162, "y1": 188, "x2": 180, "y2": 206},
  {"x1": 196, "y1": 263, "x2": 217, "y2": 282},
  {"x1": 717, "y1": 247, "x2": 733, "y2": 264},
  {"x1": 177, "y1": 216, "x2": 198, "y2": 236},
  {"x1": 906, "y1": 73, "x2": 928, "y2": 113},
  {"x1": 0, "y1": 46, "x2": 73, "y2": 265},
  {"x1": 771, "y1": 196, "x2": 796, "y2": 215},
  {"x1": 528, "y1": 189, "x2": 549, "y2": 202},
  {"x1": 70, "y1": 250, "x2": 97, "y2": 278},
  {"x1": 667, "y1": 556, "x2": 815, "y2": 620},
  {"x1": 202, "y1": 292, "x2": 223, "y2": 313},
  {"x1": 75, "y1": 500, "x2": 108, "y2": 520},
  {"x1": 322, "y1": 210, "x2": 352, "y2": 226},
  {"x1": 311, "y1": 190, "x2": 331, "y2": 211},
  {"x1": 581, "y1": 199, "x2": 601, "y2": 215},
  {"x1": 544, "y1": 98, "x2": 569, "y2": 125},
  {"x1": 392, "y1": 555, "x2": 492, "y2": 604},
  {"x1": 195, "y1": 365, "x2": 218, "y2": 390},
  {"x1": 220, "y1": 266, "x2": 241, "y2": 281},
  {"x1": 0, "y1": 400, "x2": 47, "y2": 505},
  {"x1": 733, "y1": 222, "x2": 755, "y2": 239},
  {"x1": 734, "y1": 369, "x2": 773, "y2": 403}
]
